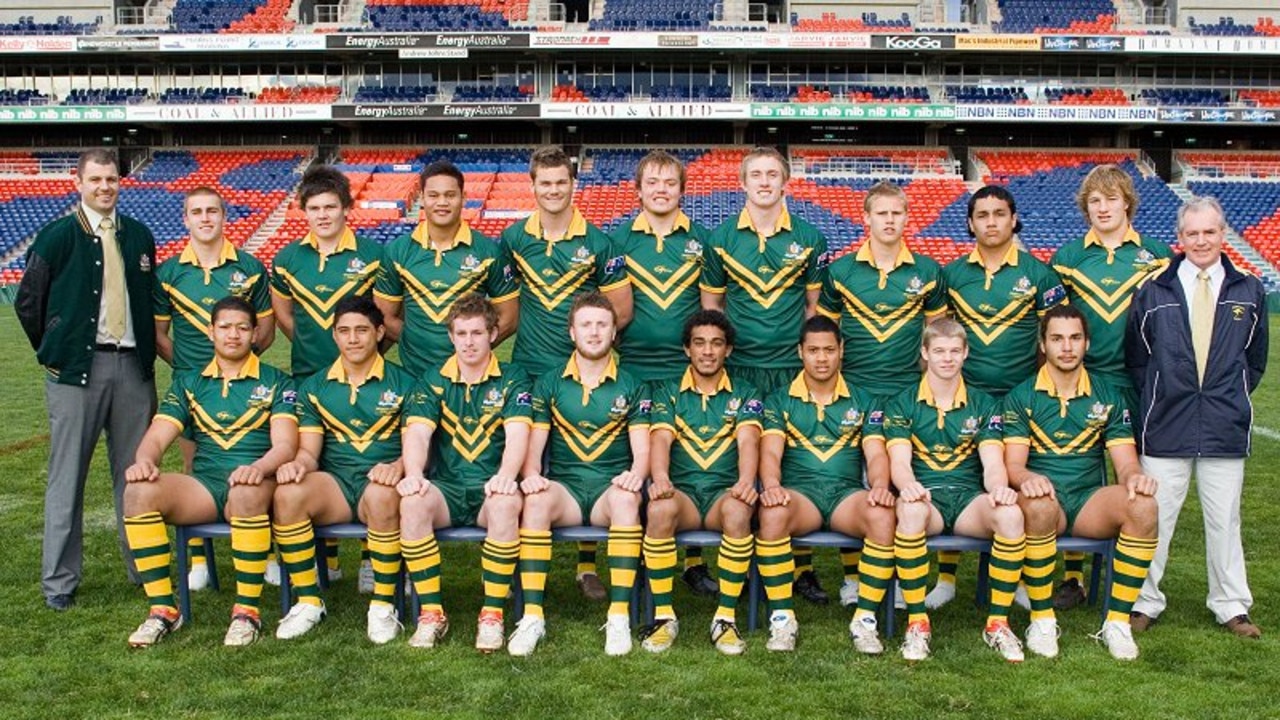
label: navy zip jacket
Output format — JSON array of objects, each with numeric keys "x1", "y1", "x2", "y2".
[{"x1": 1125, "y1": 253, "x2": 1267, "y2": 458}]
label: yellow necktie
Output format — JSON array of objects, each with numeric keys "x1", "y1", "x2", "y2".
[
  {"x1": 99, "y1": 217, "x2": 127, "y2": 341},
  {"x1": 1191, "y1": 270, "x2": 1214, "y2": 386}
]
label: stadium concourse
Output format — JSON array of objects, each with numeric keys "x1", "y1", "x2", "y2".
[{"x1": 1, "y1": 146, "x2": 1279, "y2": 293}]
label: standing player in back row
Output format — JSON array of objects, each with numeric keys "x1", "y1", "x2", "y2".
[
  {"x1": 817, "y1": 180, "x2": 946, "y2": 607},
  {"x1": 931, "y1": 185, "x2": 1066, "y2": 609},
  {"x1": 1048, "y1": 164, "x2": 1171, "y2": 610},
  {"x1": 376, "y1": 159, "x2": 520, "y2": 378},
  {"x1": 503, "y1": 145, "x2": 633, "y2": 601},
  {"x1": 700, "y1": 146, "x2": 832, "y2": 604},
  {"x1": 613, "y1": 149, "x2": 718, "y2": 597}
]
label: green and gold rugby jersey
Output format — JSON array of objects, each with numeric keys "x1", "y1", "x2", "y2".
[
  {"x1": 531, "y1": 354, "x2": 649, "y2": 488},
  {"x1": 1002, "y1": 367, "x2": 1133, "y2": 496},
  {"x1": 701, "y1": 207, "x2": 830, "y2": 372},
  {"x1": 1050, "y1": 227, "x2": 1172, "y2": 387},
  {"x1": 154, "y1": 241, "x2": 273, "y2": 373},
  {"x1": 503, "y1": 208, "x2": 629, "y2": 379},
  {"x1": 614, "y1": 211, "x2": 711, "y2": 383},
  {"x1": 156, "y1": 354, "x2": 295, "y2": 481},
  {"x1": 882, "y1": 377, "x2": 1003, "y2": 492},
  {"x1": 375, "y1": 221, "x2": 518, "y2": 378},
  {"x1": 404, "y1": 354, "x2": 533, "y2": 485},
  {"x1": 270, "y1": 228, "x2": 383, "y2": 378},
  {"x1": 761, "y1": 372, "x2": 881, "y2": 486},
  {"x1": 649, "y1": 368, "x2": 763, "y2": 489},
  {"x1": 942, "y1": 244, "x2": 1066, "y2": 395},
  {"x1": 295, "y1": 355, "x2": 416, "y2": 473},
  {"x1": 817, "y1": 242, "x2": 947, "y2": 396}
]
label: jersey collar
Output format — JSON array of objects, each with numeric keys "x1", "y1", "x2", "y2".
[
  {"x1": 201, "y1": 353, "x2": 262, "y2": 380},
  {"x1": 736, "y1": 205, "x2": 792, "y2": 236},
  {"x1": 325, "y1": 354, "x2": 386, "y2": 384},
  {"x1": 965, "y1": 242, "x2": 1019, "y2": 269},
  {"x1": 439, "y1": 353, "x2": 502, "y2": 384},
  {"x1": 632, "y1": 210, "x2": 691, "y2": 235},
  {"x1": 411, "y1": 220, "x2": 474, "y2": 250},
  {"x1": 916, "y1": 375, "x2": 969, "y2": 410},
  {"x1": 856, "y1": 241, "x2": 914, "y2": 270},
  {"x1": 302, "y1": 226, "x2": 358, "y2": 253},
  {"x1": 1083, "y1": 226, "x2": 1141, "y2": 248},
  {"x1": 179, "y1": 239, "x2": 238, "y2": 267},
  {"x1": 525, "y1": 207, "x2": 588, "y2": 242},
  {"x1": 563, "y1": 352, "x2": 618, "y2": 384},
  {"x1": 787, "y1": 371, "x2": 850, "y2": 403},
  {"x1": 1033, "y1": 365, "x2": 1093, "y2": 399},
  {"x1": 680, "y1": 367, "x2": 733, "y2": 395}
]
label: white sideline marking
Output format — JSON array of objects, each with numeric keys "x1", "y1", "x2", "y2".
[{"x1": 1254, "y1": 425, "x2": 1280, "y2": 442}]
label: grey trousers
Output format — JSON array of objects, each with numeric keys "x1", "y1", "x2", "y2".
[{"x1": 42, "y1": 351, "x2": 156, "y2": 598}]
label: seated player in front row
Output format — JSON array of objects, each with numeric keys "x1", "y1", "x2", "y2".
[
  {"x1": 756, "y1": 315, "x2": 897, "y2": 653},
  {"x1": 123, "y1": 296, "x2": 297, "y2": 647},
  {"x1": 643, "y1": 310, "x2": 763, "y2": 655},
  {"x1": 1006, "y1": 304, "x2": 1159, "y2": 660},
  {"x1": 885, "y1": 318, "x2": 1027, "y2": 662},
  {"x1": 509, "y1": 291, "x2": 651, "y2": 657},
  {"x1": 271, "y1": 295, "x2": 416, "y2": 644},
  {"x1": 397, "y1": 293, "x2": 533, "y2": 651}
]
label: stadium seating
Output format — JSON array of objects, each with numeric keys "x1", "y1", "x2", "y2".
[
  {"x1": 1240, "y1": 90, "x2": 1280, "y2": 107},
  {"x1": 947, "y1": 86, "x2": 1030, "y2": 104},
  {"x1": 750, "y1": 85, "x2": 928, "y2": 103},
  {"x1": 160, "y1": 87, "x2": 250, "y2": 105},
  {"x1": 1189, "y1": 16, "x2": 1263, "y2": 37},
  {"x1": 589, "y1": 0, "x2": 716, "y2": 30},
  {"x1": 62, "y1": 88, "x2": 148, "y2": 106},
  {"x1": 792, "y1": 11, "x2": 911, "y2": 32},
  {"x1": 364, "y1": 0, "x2": 528, "y2": 31},
  {"x1": 0, "y1": 15, "x2": 97, "y2": 35},
  {"x1": 224, "y1": 0, "x2": 294, "y2": 33},
  {"x1": 993, "y1": 0, "x2": 1115, "y2": 33},
  {"x1": 172, "y1": 0, "x2": 270, "y2": 33},
  {"x1": 1185, "y1": 154, "x2": 1280, "y2": 274},
  {"x1": 353, "y1": 85, "x2": 440, "y2": 103},
  {"x1": 256, "y1": 86, "x2": 342, "y2": 104},
  {"x1": 1138, "y1": 88, "x2": 1230, "y2": 106},
  {"x1": 451, "y1": 85, "x2": 534, "y2": 102},
  {"x1": 1045, "y1": 88, "x2": 1129, "y2": 105},
  {"x1": 0, "y1": 89, "x2": 49, "y2": 106}
]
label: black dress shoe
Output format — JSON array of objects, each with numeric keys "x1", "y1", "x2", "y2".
[
  {"x1": 793, "y1": 570, "x2": 829, "y2": 605},
  {"x1": 681, "y1": 564, "x2": 719, "y2": 597},
  {"x1": 45, "y1": 594, "x2": 75, "y2": 611}
]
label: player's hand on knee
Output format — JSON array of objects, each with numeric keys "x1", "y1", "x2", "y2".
[
  {"x1": 485, "y1": 473, "x2": 519, "y2": 496},
  {"x1": 125, "y1": 460, "x2": 159, "y2": 483},
  {"x1": 397, "y1": 475, "x2": 430, "y2": 497},
  {"x1": 520, "y1": 474, "x2": 551, "y2": 495},
  {"x1": 867, "y1": 486, "x2": 896, "y2": 507},
  {"x1": 611, "y1": 470, "x2": 643, "y2": 493},
  {"x1": 367, "y1": 462, "x2": 402, "y2": 487},
  {"x1": 229, "y1": 465, "x2": 264, "y2": 486},
  {"x1": 730, "y1": 478, "x2": 759, "y2": 506},
  {"x1": 759, "y1": 485, "x2": 789, "y2": 508},
  {"x1": 275, "y1": 460, "x2": 306, "y2": 484},
  {"x1": 648, "y1": 476, "x2": 675, "y2": 502},
  {"x1": 989, "y1": 486, "x2": 1018, "y2": 506},
  {"x1": 1020, "y1": 475, "x2": 1056, "y2": 500},
  {"x1": 1125, "y1": 473, "x2": 1158, "y2": 499},
  {"x1": 899, "y1": 481, "x2": 930, "y2": 504}
]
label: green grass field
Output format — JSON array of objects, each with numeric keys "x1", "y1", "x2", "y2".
[{"x1": 1, "y1": 305, "x2": 1278, "y2": 720}]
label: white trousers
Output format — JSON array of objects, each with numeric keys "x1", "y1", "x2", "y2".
[{"x1": 1133, "y1": 455, "x2": 1252, "y2": 624}]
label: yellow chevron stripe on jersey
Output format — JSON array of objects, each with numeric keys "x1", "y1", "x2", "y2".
[
  {"x1": 1028, "y1": 422, "x2": 1102, "y2": 455},
  {"x1": 833, "y1": 279, "x2": 938, "y2": 343},
  {"x1": 782, "y1": 420, "x2": 859, "y2": 463},
  {"x1": 310, "y1": 400, "x2": 401, "y2": 454},
  {"x1": 672, "y1": 416, "x2": 736, "y2": 471},
  {"x1": 187, "y1": 396, "x2": 271, "y2": 451},
  {"x1": 627, "y1": 261, "x2": 700, "y2": 311},
  {"x1": 1053, "y1": 267, "x2": 1148, "y2": 324},
  {"x1": 163, "y1": 285, "x2": 216, "y2": 334},
  {"x1": 276, "y1": 265, "x2": 379, "y2": 329},
  {"x1": 512, "y1": 253, "x2": 595, "y2": 311},
  {"x1": 715, "y1": 249, "x2": 811, "y2": 309},
  {"x1": 909, "y1": 434, "x2": 979, "y2": 473},
  {"x1": 396, "y1": 258, "x2": 495, "y2": 322},
  {"x1": 550, "y1": 407, "x2": 628, "y2": 463},
  {"x1": 438, "y1": 403, "x2": 504, "y2": 463},
  {"x1": 947, "y1": 290, "x2": 1035, "y2": 345}
]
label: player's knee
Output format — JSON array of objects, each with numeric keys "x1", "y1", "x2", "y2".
[
  {"x1": 895, "y1": 500, "x2": 929, "y2": 531},
  {"x1": 608, "y1": 486, "x2": 641, "y2": 515},
  {"x1": 226, "y1": 485, "x2": 269, "y2": 517},
  {"x1": 485, "y1": 492, "x2": 522, "y2": 522},
  {"x1": 865, "y1": 504, "x2": 896, "y2": 544},
  {"x1": 363, "y1": 485, "x2": 400, "y2": 528},
  {"x1": 757, "y1": 505, "x2": 788, "y2": 539},
  {"x1": 123, "y1": 481, "x2": 159, "y2": 515},
  {"x1": 272, "y1": 482, "x2": 308, "y2": 520},
  {"x1": 646, "y1": 496, "x2": 677, "y2": 526},
  {"x1": 992, "y1": 503, "x2": 1024, "y2": 537},
  {"x1": 520, "y1": 489, "x2": 554, "y2": 526},
  {"x1": 1127, "y1": 494, "x2": 1158, "y2": 536},
  {"x1": 1020, "y1": 495, "x2": 1058, "y2": 532},
  {"x1": 720, "y1": 498, "x2": 753, "y2": 536}
]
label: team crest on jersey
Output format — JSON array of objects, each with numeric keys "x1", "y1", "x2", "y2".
[
  {"x1": 1233, "y1": 306, "x2": 1245, "y2": 320},
  {"x1": 960, "y1": 416, "x2": 980, "y2": 436},
  {"x1": 1009, "y1": 276, "x2": 1033, "y2": 298},
  {"x1": 481, "y1": 388, "x2": 505, "y2": 413},
  {"x1": 344, "y1": 257, "x2": 368, "y2": 281},
  {"x1": 608, "y1": 395, "x2": 630, "y2": 418},
  {"x1": 570, "y1": 247, "x2": 593, "y2": 265},
  {"x1": 783, "y1": 242, "x2": 808, "y2": 266},
  {"x1": 459, "y1": 254, "x2": 481, "y2": 274},
  {"x1": 841, "y1": 408, "x2": 863, "y2": 427},
  {"x1": 1132, "y1": 249, "x2": 1161, "y2": 272},
  {"x1": 682, "y1": 239, "x2": 703, "y2": 260},
  {"x1": 228, "y1": 271, "x2": 250, "y2": 297},
  {"x1": 247, "y1": 384, "x2": 273, "y2": 409},
  {"x1": 725, "y1": 397, "x2": 742, "y2": 417},
  {"x1": 376, "y1": 389, "x2": 403, "y2": 415},
  {"x1": 1086, "y1": 402, "x2": 1110, "y2": 427},
  {"x1": 905, "y1": 275, "x2": 924, "y2": 297}
]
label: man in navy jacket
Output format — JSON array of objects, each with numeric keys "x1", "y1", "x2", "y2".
[{"x1": 1125, "y1": 196, "x2": 1268, "y2": 638}]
